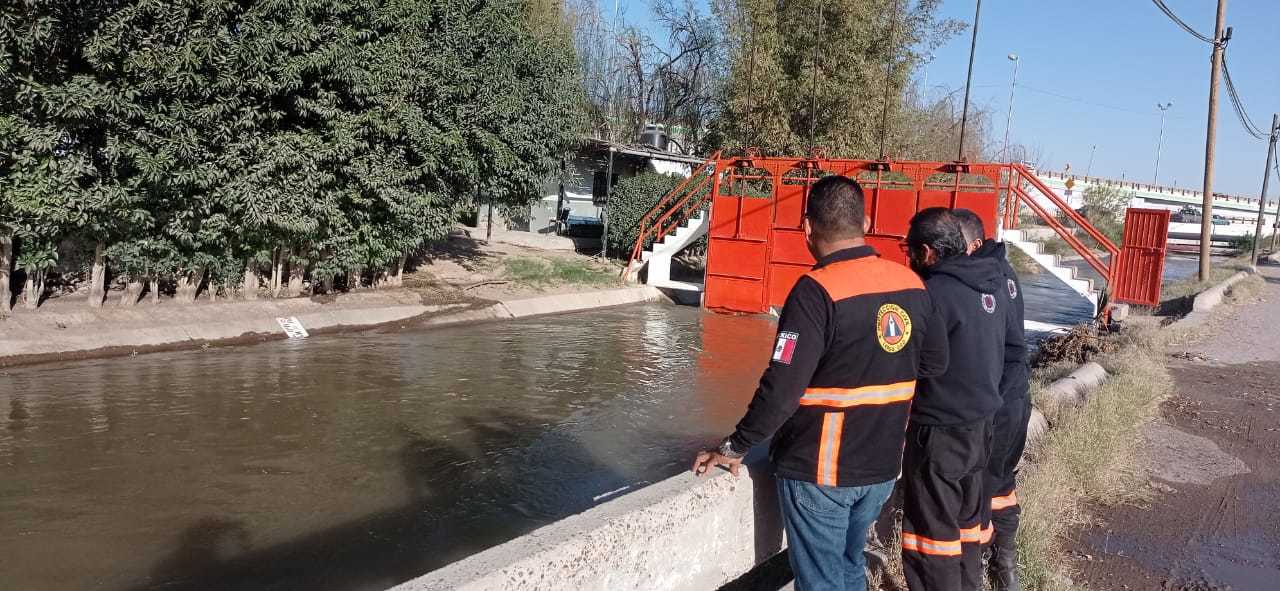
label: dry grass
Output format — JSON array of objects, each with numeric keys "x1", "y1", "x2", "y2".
[{"x1": 1017, "y1": 324, "x2": 1173, "y2": 590}]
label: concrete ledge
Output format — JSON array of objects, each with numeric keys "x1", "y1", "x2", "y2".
[
  {"x1": 499, "y1": 286, "x2": 665, "y2": 319},
  {"x1": 1038, "y1": 362, "x2": 1109, "y2": 414},
  {"x1": 393, "y1": 465, "x2": 783, "y2": 591},
  {"x1": 1191, "y1": 271, "x2": 1251, "y2": 312},
  {"x1": 0, "y1": 286, "x2": 670, "y2": 366},
  {"x1": 1177, "y1": 269, "x2": 1254, "y2": 329}
]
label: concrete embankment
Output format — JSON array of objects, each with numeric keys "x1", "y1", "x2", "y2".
[
  {"x1": 0, "y1": 286, "x2": 665, "y2": 367},
  {"x1": 392, "y1": 459, "x2": 784, "y2": 591},
  {"x1": 395, "y1": 364, "x2": 1115, "y2": 591}
]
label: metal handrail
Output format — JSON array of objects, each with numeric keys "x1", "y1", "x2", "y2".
[
  {"x1": 1012, "y1": 164, "x2": 1120, "y2": 259},
  {"x1": 622, "y1": 152, "x2": 720, "y2": 278},
  {"x1": 1007, "y1": 164, "x2": 1120, "y2": 292}
]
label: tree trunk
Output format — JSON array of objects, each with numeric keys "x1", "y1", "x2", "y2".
[
  {"x1": 23, "y1": 276, "x2": 37, "y2": 309},
  {"x1": 118, "y1": 276, "x2": 144, "y2": 307},
  {"x1": 285, "y1": 260, "x2": 304, "y2": 297},
  {"x1": 348, "y1": 268, "x2": 361, "y2": 290},
  {"x1": 149, "y1": 278, "x2": 160, "y2": 305},
  {"x1": 392, "y1": 252, "x2": 407, "y2": 287},
  {"x1": 243, "y1": 264, "x2": 259, "y2": 300},
  {"x1": 88, "y1": 242, "x2": 107, "y2": 308},
  {"x1": 0, "y1": 231, "x2": 11, "y2": 314},
  {"x1": 274, "y1": 247, "x2": 289, "y2": 297},
  {"x1": 175, "y1": 267, "x2": 205, "y2": 303}
]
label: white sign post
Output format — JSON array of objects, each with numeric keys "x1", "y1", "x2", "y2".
[{"x1": 276, "y1": 316, "x2": 310, "y2": 339}]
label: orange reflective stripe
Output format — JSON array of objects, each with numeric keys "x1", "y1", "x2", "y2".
[
  {"x1": 991, "y1": 490, "x2": 1019, "y2": 511},
  {"x1": 960, "y1": 524, "x2": 994, "y2": 544},
  {"x1": 800, "y1": 380, "x2": 916, "y2": 408},
  {"x1": 816, "y1": 412, "x2": 845, "y2": 486},
  {"x1": 901, "y1": 532, "x2": 962, "y2": 557}
]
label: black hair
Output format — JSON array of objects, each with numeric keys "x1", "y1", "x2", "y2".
[
  {"x1": 806, "y1": 175, "x2": 866, "y2": 240},
  {"x1": 952, "y1": 208, "x2": 986, "y2": 244},
  {"x1": 907, "y1": 207, "x2": 968, "y2": 262}
]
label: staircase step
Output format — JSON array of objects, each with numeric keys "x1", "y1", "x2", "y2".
[{"x1": 649, "y1": 279, "x2": 704, "y2": 293}]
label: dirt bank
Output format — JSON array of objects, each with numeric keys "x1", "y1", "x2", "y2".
[
  {"x1": 0, "y1": 237, "x2": 655, "y2": 368},
  {"x1": 1065, "y1": 266, "x2": 1280, "y2": 590}
]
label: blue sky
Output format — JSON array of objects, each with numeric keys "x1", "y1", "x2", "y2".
[
  {"x1": 608, "y1": 0, "x2": 1279, "y2": 195},
  {"x1": 925, "y1": 0, "x2": 1279, "y2": 195}
]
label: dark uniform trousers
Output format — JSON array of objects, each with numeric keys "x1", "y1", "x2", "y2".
[
  {"x1": 984, "y1": 366, "x2": 1032, "y2": 589},
  {"x1": 902, "y1": 417, "x2": 993, "y2": 591}
]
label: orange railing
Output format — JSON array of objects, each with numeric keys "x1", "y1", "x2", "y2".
[
  {"x1": 1006, "y1": 163, "x2": 1121, "y2": 294},
  {"x1": 622, "y1": 151, "x2": 720, "y2": 278}
]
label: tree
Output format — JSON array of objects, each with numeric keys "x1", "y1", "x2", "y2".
[
  {"x1": 603, "y1": 172, "x2": 689, "y2": 257},
  {"x1": 709, "y1": 0, "x2": 962, "y2": 157},
  {"x1": 568, "y1": 0, "x2": 721, "y2": 151},
  {"x1": 2, "y1": 0, "x2": 582, "y2": 312}
]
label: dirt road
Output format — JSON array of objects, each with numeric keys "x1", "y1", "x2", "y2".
[{"x1": 1067, "y1": 266, "x2": 1280, "y2": 590}]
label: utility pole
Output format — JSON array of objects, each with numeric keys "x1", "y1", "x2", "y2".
[
  {"x1": 957, "y1": 0, "x2": 982, "y2": 160},
  {"x1": 1001, "y1": 53, "x2": 1020, "y2": 161},
  {"x1": 1086, "y1": 144, "x2": 1096, "y2": 177},
  {"x1": 1153, "y1": 102, "x2": 1173, "y2": 183},
  {"x1": 1198, "y1": 0, "x2": 1228, "y2": 282},
  {"x1": 1251, "y1": 114, "x2": 1278, "y2": 265}
]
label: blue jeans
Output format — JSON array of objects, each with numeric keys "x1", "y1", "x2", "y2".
[{"x1": 777, "y1": 476, "x2": 896, "y2": 591}]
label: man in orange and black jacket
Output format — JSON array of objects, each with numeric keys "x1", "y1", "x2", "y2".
[{"x1": 693, "y1": 175, "x2": 948, "y2": 591}]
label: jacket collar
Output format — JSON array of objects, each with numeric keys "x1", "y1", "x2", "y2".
[{"x1": 813, "y1": 245, "x2": 879, "y2": 269}]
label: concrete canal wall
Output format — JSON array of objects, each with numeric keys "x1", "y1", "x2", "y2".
[
  {"x1": 396, "y1": 358, "x2": 1114, "y2": 591},
  {"x1": 0, "y1": 286, "x2": 666, "y2": 366},
  {"x1": 392, "y1": 463, "x2": 785, "y2": 591}
]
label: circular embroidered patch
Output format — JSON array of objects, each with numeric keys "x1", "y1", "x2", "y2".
[
  {"x1": 876, "y1": 303, "x2": 912, "y2": 353},
  {"x1": 1007, "y1": 278, "x2": 1018, "y2": 300},
  {"x1": 981, "y1": 293, "x2": 996, "y2": 314}
]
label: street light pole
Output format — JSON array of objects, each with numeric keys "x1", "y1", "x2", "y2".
[
  {"x1": 1001, "y1": 53, "x2": 1019, "y2": 162},
  {"x1": 1153, "y1": 101, "x2": 1173, "y2": 184},
  {"x1": 957, "y1": 0, "x2": 982, "y2": 161}
]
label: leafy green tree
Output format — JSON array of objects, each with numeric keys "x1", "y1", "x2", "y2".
[
  {"x1": 604, "y1": 172, "x2": 700, "y2": 257},
  {"x1": 3, "y1": 0, "x2": 582, "y2": 311},
  {"x1": 709, "y1": 0, "x2": 961, "y2": 157}
]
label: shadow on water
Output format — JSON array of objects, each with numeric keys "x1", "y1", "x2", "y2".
[{"x1": 128, "y1": 411, "x2": 626, "y2": 591}]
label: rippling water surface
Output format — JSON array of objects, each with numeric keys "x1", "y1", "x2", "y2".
[{"x1": 0, "y1": 304, "x2": 776, "y2": 591}]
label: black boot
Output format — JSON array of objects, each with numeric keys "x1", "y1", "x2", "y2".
[{"x1": 988, "y1": 507, "x2": 1021, "y2": 591}]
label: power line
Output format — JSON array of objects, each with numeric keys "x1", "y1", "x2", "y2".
[
  {"x1": 1221, "y1": 51, "x2": 1270, "y2": 141},
  {"x1": 1016, "y1": 84, "x2": 1182, "y2": 118},
  {"x1": 1150, "y1": 0, "x2": 1215, "y2": 44}
]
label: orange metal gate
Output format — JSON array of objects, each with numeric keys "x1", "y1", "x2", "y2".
[
  {"x1": 1112, "y1": 208, "x2": 1171, "y2": 307},
  {"x1": 704, "y1": 157, "x2": 1003, "y2": 314}
]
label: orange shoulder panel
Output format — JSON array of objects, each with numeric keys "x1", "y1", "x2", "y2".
[{"x1": 806, "y1": 256, "x2": 924, "y2": 301}]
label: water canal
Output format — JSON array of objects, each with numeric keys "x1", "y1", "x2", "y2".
[
  {"x1": 1, "y1": 305, "x2": 775, "y2": 591},
  {"x1": 0, "y1": 252, "x2": 1182, "y2": 590}
]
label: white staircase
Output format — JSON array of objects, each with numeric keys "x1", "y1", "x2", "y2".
[
  {"x1": 631, "y1": 211, "x2": 709, "y2": 294},
  {"x1": 1002, "y1": 228, "x2": 1101, "y2": 315}
]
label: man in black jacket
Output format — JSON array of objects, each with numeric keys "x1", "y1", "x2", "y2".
[
  {"x1": 954, "y1": 209, "x2": 1030, "y2": 591},
  {"x1": 900, "y1": 207, "x2": 1007, "y2": 591},
  {"x1": 693, "y1": 176, "x2": 947, "y2": 591}
]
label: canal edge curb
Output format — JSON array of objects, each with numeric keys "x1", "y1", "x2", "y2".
[
  {"x1": 1178, "y1": 269, "x2": 1255, "y2": 330},
  {"x1": 0, "y1": 285, "x2": 670, "y2": 368}
]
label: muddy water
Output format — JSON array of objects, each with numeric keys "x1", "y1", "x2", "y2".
[{"x1": 0, "y1": 304, "x2": 776, "y2": 591}]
